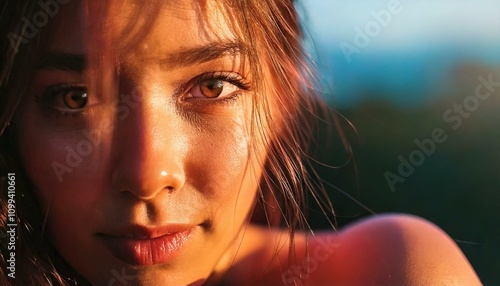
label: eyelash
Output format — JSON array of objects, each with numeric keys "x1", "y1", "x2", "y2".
[
  {"x1": 35, "y1": 83, "x2": 91, "y2": 118},
  {"x1": 180, "y1": 72, "x2": 251, "y2": 103},
  {"x1": 34, "y1": 72, "x2": 251, "y2": 119},
  {"x1": 202, "y1": 72, "x2": 250, "y2": 90}
]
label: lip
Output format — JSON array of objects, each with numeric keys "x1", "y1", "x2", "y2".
[{"x1": 98, "y1": 224, "x2": 194, "y2": 266}]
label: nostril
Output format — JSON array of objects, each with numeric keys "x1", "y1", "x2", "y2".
[{"x1": 111, "y1": 165, "x2": 185, "y2": 199}]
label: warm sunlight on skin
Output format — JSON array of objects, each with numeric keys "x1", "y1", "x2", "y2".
[
  {"x1": 14, "y1": 1, "x2": 265, "y2": 285},
  {"x1": 8, "y1": 1, "x2": 482, "y2": 285}
]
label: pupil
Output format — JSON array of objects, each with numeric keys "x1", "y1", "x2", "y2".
[
  {"x1": 209, "y1": 80, "x2": 223, "y2": 89},
  {"x1": 65, "y1": 91, "x2": 88, "y2": 109},
  {"x1": 201, "y1": 79, "x2": 224, "y2": 98}
]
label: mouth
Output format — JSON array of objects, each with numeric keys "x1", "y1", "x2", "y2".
[{"x1": 98, "y1": 224, "x2": 195, "y2": 266}]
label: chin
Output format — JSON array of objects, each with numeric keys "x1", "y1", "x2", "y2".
[{"x1": 80, "y1": 266, "x2": 208, "y2": 286}]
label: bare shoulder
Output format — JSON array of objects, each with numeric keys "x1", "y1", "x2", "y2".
[
  {"x1": 303, "y1": 214, "x2": 482, "y2": 285},
  {"x1": 226, "y1": 215, "x2": 481, "y2": 285}
]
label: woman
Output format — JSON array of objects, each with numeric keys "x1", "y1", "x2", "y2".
[{"x1": 0, "y1": 0, "x2": 481, "y2": 285}]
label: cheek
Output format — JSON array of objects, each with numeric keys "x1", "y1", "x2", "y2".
[
  {"x1": 15, "y1": 114, "x2": 118, "y2": 274},
  {"x1": 188, "y1": 109, "x2": 264, "y2": 223},
  {"x1": 15, "y1": 114, "x2": 112, "y2": 214},
  {"x1": 190, "y1": 121, "x2": 251, "y2": 199}
]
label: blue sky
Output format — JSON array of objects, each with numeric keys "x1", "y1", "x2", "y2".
[
  {"x1": 299, "y1": 0, "x2": 500, "y2": 50},
  {"x1": 294, "y1": 1, "x2": 500, "y2": 107}
]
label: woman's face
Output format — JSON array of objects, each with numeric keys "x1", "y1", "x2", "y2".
[{"x1": 14, "y1": 1, "x2": 268, "y2": 285}]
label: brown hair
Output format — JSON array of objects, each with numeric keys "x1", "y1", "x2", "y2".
[{"x1": 0, "y1": 1, "x2": 337, "y2": 284}]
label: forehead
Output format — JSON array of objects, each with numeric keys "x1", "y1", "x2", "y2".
[{"x1": 50, "y1": 0, "x2": 240, "y2": 56}]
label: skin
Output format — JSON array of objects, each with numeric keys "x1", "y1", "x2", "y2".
[
  {"x1": 16, "y1": 1, "x2": 265, "y2": 285},
  {"x1": 12, "y1": 1, "x2": 481, "y2": 285},
  {"x1": 224, "y1": 215, "x2": 482, "y2": 285}
]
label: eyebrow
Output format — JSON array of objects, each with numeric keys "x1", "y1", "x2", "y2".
[
  {"x1": 37, "y1": 41, "x2": 246, "y2": 72},
  {"x1": 37, "y1": 53, "x2": 85, "y2": 72},
  {"x1": 160, "y1": 41, "x2": 246, "y2": 69}
]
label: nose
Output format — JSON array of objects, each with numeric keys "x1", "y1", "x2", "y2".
[{"x1": 110, "y1": 88, "x2": 186, "y2": 200}]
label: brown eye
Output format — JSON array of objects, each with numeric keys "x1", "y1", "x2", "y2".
[
  {"x1": 62, "y1": 88, "x2": 88, "y2": 109},
  {"x1": 36, "y1": 84, "x2": 94, "y2": 118},
  {"x1": 190, "y1": 77, "x2": 239, "y2": 100},
  {"x1": 186, "y1": 73, "x2": 247, "y2": 101},
  {"x1": 200, "y1": 79, "x2": 224, "y2": 98}
]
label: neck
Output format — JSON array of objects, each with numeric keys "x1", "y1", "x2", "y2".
[{"x1": 206, "y1": 225, "x2": 304, "y2": 285}]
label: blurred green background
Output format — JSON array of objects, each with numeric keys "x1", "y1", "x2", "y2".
[{"x1": 300, "y1": 1, "x2": 500, "y2": 284}]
